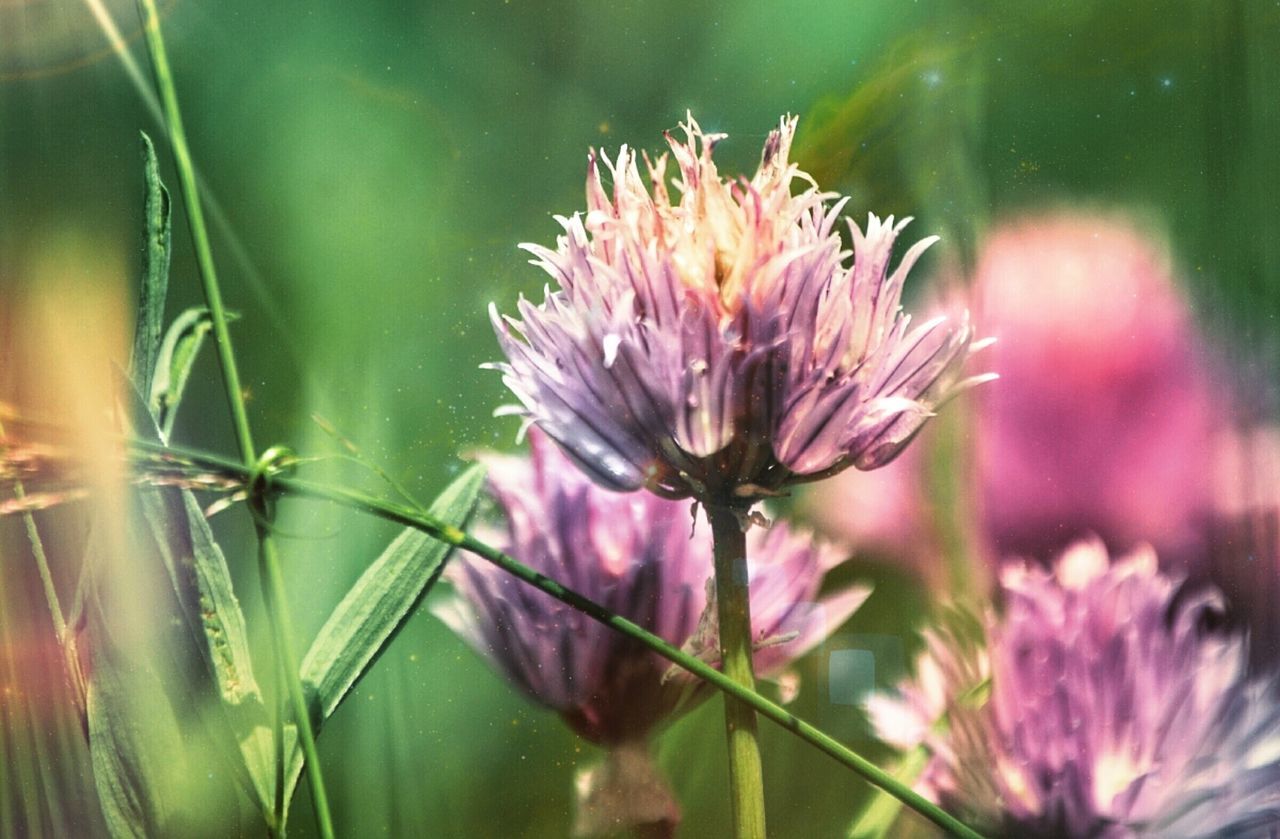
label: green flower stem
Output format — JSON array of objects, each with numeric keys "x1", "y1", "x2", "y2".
[
  {"x1": 132, "y1": 3, "x2": 333, "y2": 836},
  {"x1": 128, "y1": 441, "x2": 986, "y2": 839},
  {"x1": 707, "y1": 504, "x2": 767, "y2": 839}
]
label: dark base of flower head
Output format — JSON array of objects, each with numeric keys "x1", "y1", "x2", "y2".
[{"x1": 572, "y1": 741, "x2": 680, "y2": 839}]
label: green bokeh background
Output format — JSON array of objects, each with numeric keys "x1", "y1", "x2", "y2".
[{"x1": 1, "y1": 1, "x2": 1277, "y2": 836}]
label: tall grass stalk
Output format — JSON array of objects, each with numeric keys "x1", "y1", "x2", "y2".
[{"x1": 132, "y1": 2, "x2": 334, "y2": 835}]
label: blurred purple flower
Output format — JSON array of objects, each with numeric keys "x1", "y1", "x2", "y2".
[
  {"x1": 489, "y1": 114, "x2": 989, "y2": 504},
  {"x1": 433, "y1": 430, "x2": 867, "y2": 836},
  {"x1": 804, "y1": 212, "x2": 1222, "y2": 574},
  {"x1": 869, "y1": 539, "x2": 1280, "y2": 837}
]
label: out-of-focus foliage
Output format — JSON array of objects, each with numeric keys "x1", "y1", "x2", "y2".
[{"x1": 1, "y1": 0, "x2": 1276, "y2": 836}]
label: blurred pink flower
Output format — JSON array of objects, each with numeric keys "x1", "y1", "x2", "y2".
[
  {"x1": 489, "y1": 114, "x2": 988, "y2": 505},
  {"x1": 974, "y1": 213, "x2": 1220, "y2": 563},
  {"x1": 798, "y1": 429, "x2": 941, "y2": 576},
  {"x1": 433, "y1": 430, "x2": 867, "y2": 836},
  {"x1": 869, "y1": 539, "x2": 1280, "y2": 837},
  {"x1": 804, "y1": 212, "x2": 1222, "y2": 576}
]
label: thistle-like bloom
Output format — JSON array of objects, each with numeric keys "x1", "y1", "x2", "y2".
[
  {"x1": 433, "y1": 431, "x2": 867, "y2": 836},
  {"x1": 489, "y1": 114, "x2": 988, "y2": 503},
  {"x1": 868, "y1": 540, "x2": 1280, "y2": 837}
]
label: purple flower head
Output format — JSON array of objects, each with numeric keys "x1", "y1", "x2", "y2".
[
  {"x1": 433, "y1": 430, "x2": 868, "y2": 834},
  {"x1": 869, "y1": 539, "x2": 1280, "y2": 838},
  {"x1": 435, "y1": 429, "x2": 867, "y2": 742},
  {"x1": 489, "y1": 114, "x2": 989, "y2": 504}
]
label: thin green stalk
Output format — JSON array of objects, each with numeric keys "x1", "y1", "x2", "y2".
[
  {"x1": 15, "y1": 493, "x2": 65, "y2": 642},
  {"x1": 84, "y1": 0, "x2": 307, "y2": 369},
  {"x1": 707, "y1": 504, "x2": 766, "y2": 839},
  {"x1": 0, "y1": 418, "x2": 66, "y2": 644},
  {"x1": 0, "y1": 580, "x2": 45, "y2": 836},
  {"x1": 258, "y1": 532, "x2": 328, "y2": 833},
  {"x1": 268, "y1": 639, "x2": 286, "y2": 836},
  {"x1": 133, "y1": 3, "x2": 333, "y2": 836},
  {"x1": 126, "y1": 441, "x2": 986, "y2": 839},
  {"x1": 0, "y1": 704, "x2": 12, "y2": 837}
]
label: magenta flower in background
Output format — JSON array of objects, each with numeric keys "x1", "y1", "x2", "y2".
[
  {"x1": 798, "y1": 426, "x2": 942, "y2": 582},
  {"x1": 975, "y1": 214, "x2": 1221, "y2": 562},
  {"x1": 433, "y1": 430, "x2": 868, "y2": 836},
  {"x1": 804, "y1": 212, "x2": 1222, "y2": 574},
  {"x1": 489, "y1": 114, "x2": 989, "y2": 504},
  {"x1": 869, "y1": 539, "x2": 1280, "y2": 837}
]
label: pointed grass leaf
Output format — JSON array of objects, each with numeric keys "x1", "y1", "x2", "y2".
[
  {"x1": 128, "y1": 131, "x2": 172, "y2": 396},
  {"x1": 299, "y1": 464, "x2": 486, "y2": 731},
  {"x1": 149, "y1": 307, "x2": 219, "y2": 440},
  {"x1": 241, "y1": 723, "x2": 298, "y2": 823},
  {"x1": 137, "y1": 488, "x2": 263, "y2": 707},
  {"x1": 119, "y1": 379, "x2": 273, "y2": 814},
  {"x1": 84, "y1": 570, "x2": 199, "y2": 838},
  {"x1": 122, "y1": 379, "x2": 262, "y2": 710},
  {"x1": 137, "y1": 489, "x2": 275, "y2": 815},
  {"x1": 88, "y1": 655, "x2": 185, "y2": 839},
  {"x1": 273, "y1": 465, "x2": 484, "y2": 826}
]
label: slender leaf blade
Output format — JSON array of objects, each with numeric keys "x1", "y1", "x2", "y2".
[
  {"x1": 129, "y1": 131, "x2": 172, "y2": 396},
  {"x1": 84, "y1": 571, "x2": 192, "y2": 839},
  {"x1": 120, "y1": 379, "x2": 272, "y2": 813},
  {"x1": 136, "y1": 488, "x2": 263, "y2": 706},
  {"x1": 124, "y1": 379, "x2": 262, "y2": 709},
  {"x1": 274, "y1": 465, "x2": 484, "y2": 825},
  {"x1": 148, "y1": 307, "x2": 218, "y2": 440},
  {"x1": 299, "y1": 464, "x2": 486, "y2": 728}
]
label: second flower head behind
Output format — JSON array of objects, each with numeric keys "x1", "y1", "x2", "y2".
[
  {"x1": 489, "y1": 113, "x2": 991, "y2": 505},
  {"x1": 435, "y1": 429, "x2": 869, "y2": 748},
  {"x1": 433, "y1": 429, "x2": 869, "y2": 835}
]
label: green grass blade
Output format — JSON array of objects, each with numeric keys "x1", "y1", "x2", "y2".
[
  {"x1": 149, "y1": 307, "x2": 219, "y2": 440},
  {"x1": 124, "y1": 379, "x2": 261, "y2": 709},
  {"x1": 128, "y1": 131, "x2": 172, "y2": 396},
  {"x1": 299, "y1": 464, "x2": 486, "y2": 730},
  {"x1": 272, "y1": 464, "x2": 484, "y2": 825},
  {"x1": 136, "y1": 488, "x2": 262, "y2": 706},
  {"x1": 120, "y1": 381, "x2": 273, "y2": 815},
  {"x1": 84, "y1": 582, "x2": 188, "y2": 839}
]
